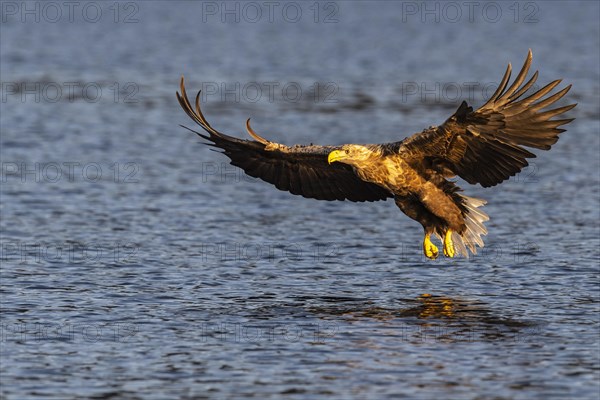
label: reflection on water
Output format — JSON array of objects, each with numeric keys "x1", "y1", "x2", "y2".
[
  {"x1": 408, "y1": 294, "x2": 458, "y2": 318},
  {"x1": 307, "y1": 294, "x2": 540, "y2": 343}
]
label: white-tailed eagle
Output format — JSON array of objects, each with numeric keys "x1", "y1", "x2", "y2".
[{"x1": 177, "y1": 50, "x2": 575, "y2": 259}]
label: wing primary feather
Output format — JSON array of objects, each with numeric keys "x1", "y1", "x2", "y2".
[
  {"x1": 194, "y1": 90, "x2": 215, "y2": 131},
  {"x1": 511, "y1": 79, "x2": 562, "y2": 109},
  {"x1": 245, "y1": 119, "x2": 270, "y2": 145},
  {"x1": 527, "y1": 84, "x2": 572, "y2": 113},
  {"x1": 534, "y1": 103, "x2": 577, "y2": 120},
  {"x1": 481, "y1": 63, "x2": 512, "y2": 108},
  {"x1": 497, "y1": 49, "x2": 533, "y2": 104},
  {"x1": 508, "y1": 70, "x2": 539, "y2": 101},
  {"x1": 179, "y1": 124, "x2": 211, "y2": 141}
]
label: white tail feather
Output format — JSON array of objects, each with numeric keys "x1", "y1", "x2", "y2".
[{"x1": 452, "y1": 195, "x2": 489, "y2": 258}]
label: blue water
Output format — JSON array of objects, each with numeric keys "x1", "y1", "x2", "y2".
[{"x1": 1, "y1": 1, "x2": 599, "y2": 399}]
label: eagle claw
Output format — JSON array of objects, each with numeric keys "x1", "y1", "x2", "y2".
[
  {"x1": 423, "y1": 234, "x2": 439, "y2": 260},
  {"x1": 443, "y1": 230, "x2": 455, "y2": 258}
]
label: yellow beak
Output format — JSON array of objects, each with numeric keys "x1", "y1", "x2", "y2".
[{"x1": 328, "y1": 150, "x2": 345, "y2": 164}]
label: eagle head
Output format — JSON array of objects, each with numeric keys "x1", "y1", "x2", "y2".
[{"x1": 327, "y1": 144, "x2": 375, "y2": 166}]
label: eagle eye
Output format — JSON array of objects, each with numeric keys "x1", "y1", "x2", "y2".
[{"x1": 345, "y1": 149, "x2": 349, "y2": 154}]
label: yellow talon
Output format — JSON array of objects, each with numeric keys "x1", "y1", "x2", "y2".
[
  {"x1": 443, "y1": 230, "x2": 455, "y2": 258},
  {"x1": 423, "y1": 233, "x2": 439, "y2": 260}
]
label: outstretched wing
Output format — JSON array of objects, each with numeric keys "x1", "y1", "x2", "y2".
[
  {"x1": 177, "y1": 77, "x2": 392, "y2": 202},
  {"x1": 399, "y1": 49, "x2": 576, "y2": 187}
]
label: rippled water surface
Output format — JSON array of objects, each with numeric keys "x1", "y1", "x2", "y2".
[{"x1": 1, "y1": 2, "x2": 599, "y2": 399}]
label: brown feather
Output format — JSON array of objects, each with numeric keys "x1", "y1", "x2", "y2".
[
  {"x1": 176, "y1": 77, "x2": 392, "y2": 202},
  {"x1": 398, "y1": 49, "x2": 576, "y2": 187}
]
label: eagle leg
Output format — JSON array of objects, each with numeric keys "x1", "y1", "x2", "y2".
[
  {"x1": 423, "y1": 233, "x2": 439, "y2": 260},
  {"x1": 443, "y1": 230, "x2": 455, "y2": 258}
]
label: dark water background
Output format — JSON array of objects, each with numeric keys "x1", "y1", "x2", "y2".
[{"x1": 1, "y1": 1, "x2": 599, "y2": 399}]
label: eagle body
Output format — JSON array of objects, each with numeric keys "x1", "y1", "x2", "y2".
[
  {"x1": 177, "y1": 50, "x2": 575, "y2": 259},
  {"x1": 339, "y1": 145, "x2": 465, "y2": 229},
  {"x1": 329, "y1": 142, "x2": 485, "y2": 258}
]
